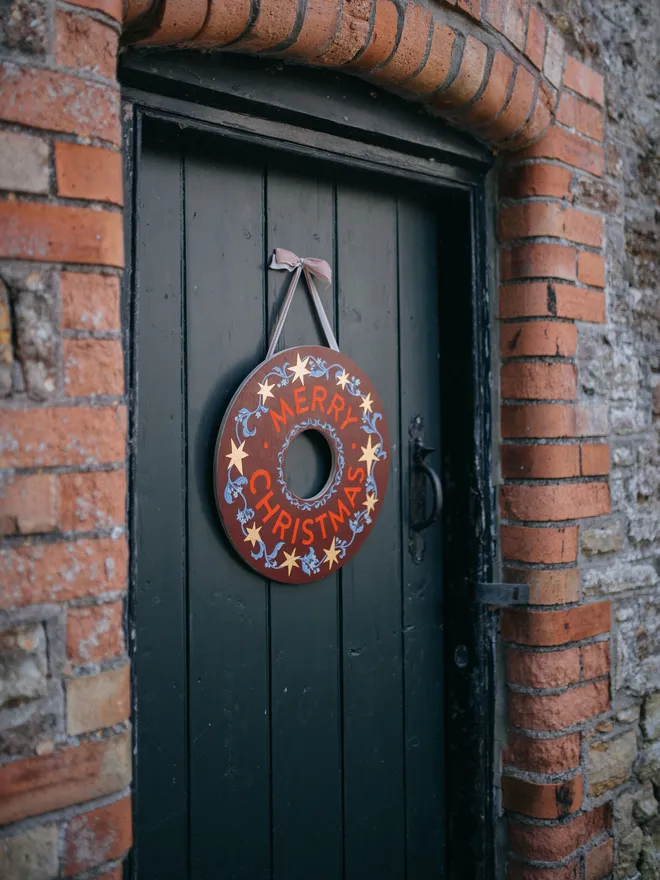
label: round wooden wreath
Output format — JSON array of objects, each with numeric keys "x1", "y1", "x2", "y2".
[{"x1": 214, "y1": 251, "x2": 389, "y2": 584}]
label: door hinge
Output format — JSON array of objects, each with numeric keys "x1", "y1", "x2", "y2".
[{"x1": 476, "y1": 582, "x2": 529, "y2": 606}]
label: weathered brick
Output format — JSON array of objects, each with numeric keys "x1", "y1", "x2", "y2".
[
  {"x1": 179, "y1": 0, "x2": 251, "y2": 48},
  {"x1": 509, "y1": 679, "x2": 610, "y2": 731},
  {"x1": 500, "y1": 322, "x2": 577, "y2": 358},
  {"x1": 543, "y1": 28, "x2": 565, "y2": 89},
  {"x1": 556, "y1": 93, "x2": 604, "y2": 141},
  {"x1": 59, "y1": 469, "x2": 126, "y2": 532},
  {"x1": 524, "y1": 6, "x2": 546, "y2": 69},
  {"x1": 0, "y1": 201, "x2": 123, "y2": 267},
  {"x1": 501, "y1": 362, "x2": 577, "y2": 401},
  {"x1": 502, "y1": 774, "x2": 582, "y2": 819},
  {"x1": 563, "y1": 56, "x2": 604, "y2": 106},
  {"x1": 577, "y1": 251, "x2": 605, "y2": 287},
  {"x1": 344, "y1": 0, "x2": 399, "y2": 74},
  {"x1": 281, "y1": 0, "x2": 342, "y2": 61},
  {"x1": 501, "y1": 524, "x2": 578, "y2": 563},
  {"x1": 500, "y1": 482, "x2": 611, "y2": 521},
  {"x1": 56, "y1": 9, "x2": 118, "y2": 80},
  {"x1": 64, "y1": 339, "x2": 124, "y2": 397},
  {"x1": 500, "y1": 163, "x2": 572, "y2": 199},
  {"x1": 0, "y1": 65, "x2": 120, "y2": 144},
  {"x1": 498, "y1": 203, "x2": 602, "y2": 247},
  {"x1": 483, "y1": 0, "x2": 506, "y2": 31},
  {"x1": 55, "y1": 142, "x2": 123, "y2": 205},
  {"x1": 503, "y1": 0, "x2": 528, "y2": 50},
  {"x1": 502, "y1": 404, "x2": 578, "y2": 439},
  {"x1": 499, "y1": 283, "x2": 606, "y2": 323},
  {"x1": 584, "y1": 838, "x2": 613, "y2": 880},
  {"x1": 510, "y1": 805, "x2": 610, "y2": 860},
  {"x1": 0, "y1": 131, "x2": 50, "y2": 195},
  {"x1": 502, "y1": 444, "x2": 580, "y2": 479},
  {"x1": 508, "y1": 646, "x2": 581, "y2": 687},
  {"x1": 403, "y1": 21, "x2": 455, "y2": 94},
  {"x1": 317, "y1": 0, "x2": 372, "y2": 66},
  {"x1": 138, "y1": 0, "x2": 219, "y2": 46},
  {"x1": 505, "y1": 731, "x2": 581, "y2": 773},
  {"x1": 486, "y1": 65, "x2": 536, "y2": 142},
  {"x1": 0, "y1": 473, "x2": 58, "y2": 535},
  {"x1": 67, "y1": 601, "x2": 125, "y2": 664},
  {"x1": 508, "y1": 861, "x2": 579, "y2": 880},
  {"x1": 0, "y1": 405, "x2": 126, "y2": 468},
  {"x1": 454, "y1": 51, "x2": 514, "y2": 126},
  {"x1": 580, "y1": 443, "x2": 609, "y2": 476},
  {"x1": 0, "y1": 825, "x2": 59, "y2": 880},
  {"x1": 66, "y1": 664, "x2": 130, "y2": 735},
  {"x1": 60, "y1": 271, "x2": 121, "y2": 331},
  {"x1": 432, "y1": 35, "x2": 489, "y2": 111},
  {"x1": 582, "y1": 641, "x2": 610, "y2": 680},
  {"x1": 64, "y1": 796, "x2": 132, "y2": 876},
  {"x1": 377, "y1": 3, "x2": 431, "y2": 86},
  {"x1": 0, "y1": 732, "x2": 131, "y2": 824},
  {"x1": 515, "y1": 127, "x2": 604, "y2": 176},
  {"x1": 501, "y1": 243, "x2": 577, "y2": 282},
  {"x1": 505, "y1": 567, "x2": 581, "y2": 605},
  {"x1": 509, "y1": 81, "x2": 554, "y2": 147},
  {"x1": 501, "y1": 602, "x2": 611, "y2": 646},
  {"x1": 456, "y1": 0, "x2": 481, "y2": 20},
  {"x1": 237, "y1": 0, "x2": 299, "y2": 54},
  {"x1": 0, "y1": 537, "x2": 127, "y2": 608}
]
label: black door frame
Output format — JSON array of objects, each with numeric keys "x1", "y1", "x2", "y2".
[{"x1": 121, "y1": 52, "x2": 496, "y2": 880}]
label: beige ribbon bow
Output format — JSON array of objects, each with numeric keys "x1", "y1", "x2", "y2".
[{"x1": 267, "y1": 248, "x2": 339, "y2": 359}]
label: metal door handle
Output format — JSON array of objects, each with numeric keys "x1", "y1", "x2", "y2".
[
  {"x1": 408, "y1": 416, "x2": 443, "y2": 565},
  {"x1": 410, "y1": 438, "x2": 443, "y2": 532}
]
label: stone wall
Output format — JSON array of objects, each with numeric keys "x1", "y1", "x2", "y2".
[{"x1": 538, "y1": 1, "x2": 660, "y2": 877}]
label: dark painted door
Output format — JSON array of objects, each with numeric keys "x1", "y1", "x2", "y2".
[{"x1": 132, "y1": 124, "x2": 445, "y2": 880}]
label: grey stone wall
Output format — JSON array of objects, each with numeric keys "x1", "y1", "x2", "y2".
[{"x1": 540, "y1": 1, "x2": 660, "y2": 876}]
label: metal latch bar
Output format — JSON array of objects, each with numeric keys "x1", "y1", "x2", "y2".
[{"x1": 476, "y1": 583, "x2": 530, "y2": 606}]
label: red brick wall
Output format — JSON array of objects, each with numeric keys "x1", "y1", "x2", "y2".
[
  {"x1": 0, "y1": 0, "x2": 131, "y2": 876},
  {"x1": 0, "y1": 0, "x2": 613, "y2": 876}
]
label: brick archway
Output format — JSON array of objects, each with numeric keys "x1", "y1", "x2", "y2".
[{"x1": 0, "y1": 1, "x2": 612, "y2": 877}]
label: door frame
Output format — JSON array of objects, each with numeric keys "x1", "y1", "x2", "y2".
[{"x1": 121, "y1": 52, "x2": 496, "y2": 880}]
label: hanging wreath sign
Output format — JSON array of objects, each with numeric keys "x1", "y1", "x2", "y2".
[{"x1": 214, "y1": 248, "x2": 389, "y2": 584}]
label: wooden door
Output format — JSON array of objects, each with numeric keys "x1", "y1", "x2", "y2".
[{"x1": 132, "y1": 124, "x2": 446, "y2": 880}]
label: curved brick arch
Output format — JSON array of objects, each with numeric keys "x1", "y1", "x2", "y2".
[
  {"x1": 123, "y1": 0, "x2": 555, "y2": 150},
  {"x1": 0, "y1": 0, "x2": 614, "y2": 877}
]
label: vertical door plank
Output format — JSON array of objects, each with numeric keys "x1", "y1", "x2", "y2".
[
  {"x1": 133, "y1": 137, "x2": 188, "y2": 878},
  {"x1": 336, "y1": 184, "x2": 405, "y2": 879},
  {"x1": 184, "y1": 142, "x2": 271, "y2": 879},
  {"x1": 265, "y1": 167, "x2": 343, "y2": 880},
  {"x1": 397, "y1": 198, "x2": 445, "y2": 877}
]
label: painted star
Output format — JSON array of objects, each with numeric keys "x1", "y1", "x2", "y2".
[
  {"x1": 360, "y1": 392, "x2": 373, "y2": 414},
  {"x1": 363, "y1": 493, "x2": 378, "y2": 514},
  {"x1": 336, "y1": 369, "x2": 350, "y2": 390},
  {"x1": 288, "y1": 353, "x2": 311, "y2": 385},
  {"x1": 257, "y1": 378, "x2": 275, "y2": 405},
  {"x1": 323, "y1": 537, "x2": 341, "y2": 571},
  {"x1": 226, "y1": 438, "x2": 249, "y2": 475},
  {"x1": 359, "y1": 435, "x2": 380, "y2": 475},
  {"x1": 280, "y1": 547, "x2": 301, "y2": 575},
  {"x1": 244, "y1": 522, "x2": 262, "y2": 547}
]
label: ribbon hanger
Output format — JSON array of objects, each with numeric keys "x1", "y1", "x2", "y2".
[{"x1": 266, "y1": 248, "x2": 340, "y2": 360}]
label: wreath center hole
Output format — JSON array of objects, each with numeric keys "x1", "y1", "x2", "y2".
[{"x1": 284, "y1": 429, "x2": 333, "y2": 500}]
